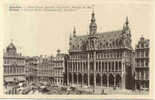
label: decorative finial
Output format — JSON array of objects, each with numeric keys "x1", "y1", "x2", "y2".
[
  {"x1": 73, "y1": 26, "x2": 76, "y2": 37},
  {"x1": 73, "y1": 26, "x2": 76, "y2": 33},
  {"x1": 57, "y1": 49, "x2": 61, "y2": 54},
  {"x1": 125, "y1": 16, "x2": 129, "y2": 25}
]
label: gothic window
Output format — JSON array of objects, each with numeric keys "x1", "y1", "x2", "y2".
[
  {"x1": 137, "y1": 60, "x2": 139, "y2": 66},
  {"x1": 119, "y1": 62, "x2": 122, "y2": 71},
  {"x1": 141, "y1": 51, "x2": 144, "y2": 58},
  {"x1": 112, "y1": 62, "x2": 114, "y2": 71},
  {"x1": 105, "y1": 53, "x2": 107, "y2": 58},
  {"x1": 113, "y1": 41, "x2": 115, "y2": 48},
  {"x1": 145, "y1": 61, "x2": 148, "y2": 66},
  {"x1": 106, "y1": 42, "x2": 108, "y2": 48},
  {"x1": 109, "y1": 43, "x2": 111, "y2": 48},
  {"x1": 90, "y1": 62, "x2": 94, "y2": 71},
  {"x1": 117, "y1": 52, "x2": 119, "y2": 58},
  {"x1": 137, "y1": 52, "x2": 140, "y2": 58},
  {"x1": 145, "y1": 51, "x2": 149, "y2": 57},
  {"x1": 98, "y1": 53, "x2": 100, "y2": 59},
  {"x1": 96, "y1": 62, "x2": 98, "y2": 72},
  {"x1": 110, "y1": 53, "x2": 113, "y2": 58},
  {"x1": 141, "y1": 43, "x2": 144, "y2": 48},
  {"x1": 103, "y1": 44, "x2": 105, "y2": 48},
  {"x1": 141, "y1": 60, "x2": 144, "y2": 67},
  {"x1": 120, "y1": 52, "x2": 122, "y2": 57},
  {"x1": 99, "y1": 62, "x2": 101, "y2": 72},
  {"x1": 116, "y1": 62, "x2": 118, "y2": 71}
]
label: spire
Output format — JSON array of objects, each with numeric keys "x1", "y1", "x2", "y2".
[
  {"x1": 89, "y1": 6, "x2": 97, "y2": 35},
  {"x1": 91, "y1": 6, "x2": 95, "y2": 23},
  {"x1": 122, "y1": 16, "x2": 131, "y2": 36},
  {"x1": 73, "y1": 26, "x2": 76, "y2": 37},
  {"x1": 125, "y1": 16, "x2": 129, "y2": 26}
]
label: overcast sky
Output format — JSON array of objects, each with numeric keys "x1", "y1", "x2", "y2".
[{"x1": 2, "y1": 1, "x2": 154, "y2": 56}]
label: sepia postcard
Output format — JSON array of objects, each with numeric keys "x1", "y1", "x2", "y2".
[{"x1": 0, "y1": 0, "x2": 154, "y2": 99}]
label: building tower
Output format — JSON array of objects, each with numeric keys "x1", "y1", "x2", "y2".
[{"x1": 89, "y1": 9, "x2": 97, "y2": 35}]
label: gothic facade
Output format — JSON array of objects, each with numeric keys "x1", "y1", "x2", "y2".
[{"x1": 67, "y1": 11, "x2": 135, "y2": 89}]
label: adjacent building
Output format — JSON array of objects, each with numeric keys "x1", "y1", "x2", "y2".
[
  {"x1": 25, "y1": 56, "x2": 38, "y2": 83},
  {"x1": 53, "y1": 50, "x2": 68, "y2": 85},
  {"x1": 67, "y1": 10, "x2": 134, "y2": 89},
  {"x1": 37, "y1": 55, "x2": 53, "y2": 83},
  {"x1": 3, "y1": 42, "x2": 26, "y2": 94},
  {"x1": 3, "y1": 42, "x2": 26, "y2": 84},
  {"x1": 135, "y1": 36, "x2": 149, "y2": 90}
]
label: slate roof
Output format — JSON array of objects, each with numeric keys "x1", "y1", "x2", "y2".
[{"x1": 69, "y1": 30, "x2": 123, "y2": 51}]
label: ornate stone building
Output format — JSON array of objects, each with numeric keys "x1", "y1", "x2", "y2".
[
  {"x1": 135, "y1": 36, "x2": 149, "y2": 90},
  {"x1": 67, "y1": 10, "x2": 134, "y2": 89},
  {"x1": 3, "y1": 42, "x2": 26, "y2": 83},
  {"x1": 3, "y1": 42, "x2": 26, "y2": 94},
  {"x1": 25, "y1": 56, "x2": 38, "y2": 83},
  {"x1": 37, "y1": 55, "x2": 53, "y2": 83},
  {"x1": 53, "y1": 50, "x2": 68, "y2": 85}
]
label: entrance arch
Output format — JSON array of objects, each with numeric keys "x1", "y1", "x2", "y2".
[
  {"x1": 69, "y1": 73, "x2": 72, "y2": 84},
  {"x1": 96, "y1": 74, "x2": 101, "y2": 86},
  {"x1": 116, "y1": 74, "x2": 121, "y2": 87},
  {"x1": 78, "y1": 73, "x2": 82, "y2": 84},
  {"x1": 84, "y1": 73, "x2": 88, "y2": 85},
  {"x1": 102, "y1": 74, "x2": 107, "y2": 86},
  {"x1": 73, "y1": 73, "x2": 77, "y2": 84},
  {"x1": 109, "y1": 74, "x2": 114, "y2": 87},
  {"x1": 90, "y1": 73, "x2": 94, "y2": 86}
]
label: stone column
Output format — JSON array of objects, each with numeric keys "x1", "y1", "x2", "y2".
[
  {"x1": 101, "y1": 61, "x2": 103, "y2": 87},
  {"x1": 77, "y1": 73, "x2": 78, "y2": 85},
  {"x1": 94, "y1": 51, "x2": 96, "y2": 87},
  {"x1": 67, "y1": 62, "x2": 69, "y2": 85},
  {"x1": 81, "y1": 61, "x2": 84, "y2": 86},
  {"x1": 107, "y1": 74, "x2": 109, "y2": 87},
  {"x1": 101, "y1": 73, "x2": 103, "y2": 87},
  {"x1": 114, "y1": 74, "x2": 116, "y2": 87},
  {"x1": 121, "y1": 59, "x2": 126, "y2": 89},
  {"x1": 88, "y1": 53, "x2": 90, "y2": 87},
  {"x1": 114, "y1": 61, "x2": 116, "y2": 72},
  {"x1": 77, "y1": 61, "x2": 79, "y2": 85},
  {"x1": 82, "y1": 73, "x2": 84, "y2": 87},
  {"x1": 72, "y1": 61, "x2": 74, "y2": 85},
  {"x1": 122, "y1": 72, "x2": 126, "y2": 89},
  {"x1": 107, "y1": 61, "x2": 109, "y2": 72}
]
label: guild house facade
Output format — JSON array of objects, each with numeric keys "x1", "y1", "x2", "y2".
[
  {"x1": 36, "y1": 55, "x2": 53, "y2": 83},
  {"x1": 3, "y1": 42, "x2": 26, "y2": 83},
  {"x1": 134, "y1": 36, "x2": 149, "y2": 90},
  {"x1": 67, "y1": 10, "x2": 135, "y2": 89},
  {"x1": 25, "y1": 56, "x2": 38, "y2": 83},
  {"x1": 52, "y1": 50, "x2": 68, "y2": 85}
]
